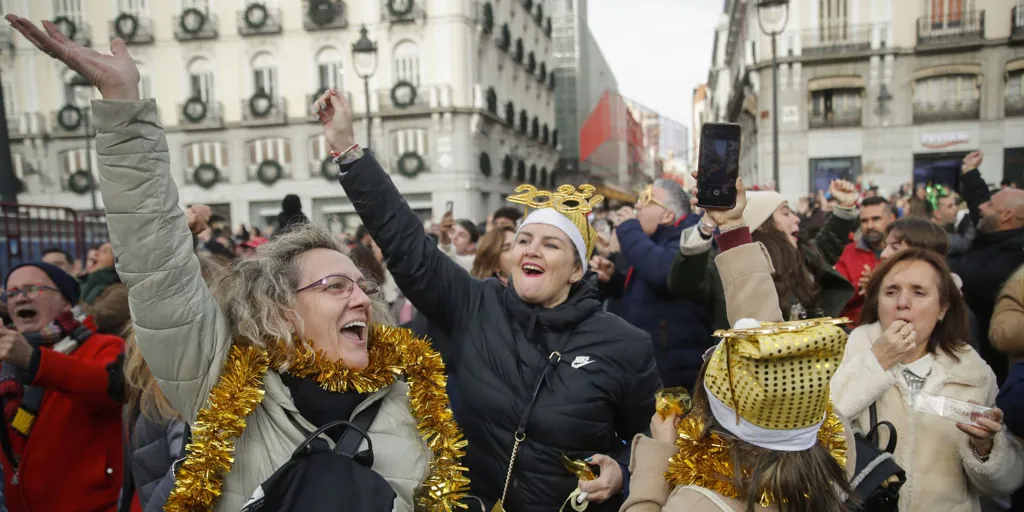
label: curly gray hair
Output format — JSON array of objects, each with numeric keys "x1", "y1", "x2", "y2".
[{"x1": 208, "y1": 223, "x2": 393, "y2": 352}]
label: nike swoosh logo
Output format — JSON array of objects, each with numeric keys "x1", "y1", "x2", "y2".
[{"x1": 571, "y1": 360, "x2": 594, "y2": 369}]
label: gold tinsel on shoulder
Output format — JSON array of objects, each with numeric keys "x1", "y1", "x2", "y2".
[
  {"x1": 164, "y1": 344, "x2": 269, "y2": 512},
  {"x1": 664, "y1": 404, "x2": 847, "y2": 508},
  {"x1": 163, "y1": 325, "x2": 470, "y2": 512}
]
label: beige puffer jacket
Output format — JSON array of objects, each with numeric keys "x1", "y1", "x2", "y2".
[{"x1": 93, "y1": 99, "x2": 430, "y2": 512}]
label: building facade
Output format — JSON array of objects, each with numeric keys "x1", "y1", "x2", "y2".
[
  {"x1": 705, "y1": 0, "x2": 1024, "y2": 201},
  {"x1": 550, "y1": 0, "x2": 619, "y2": 185},
  {"x1": 2, "y1": 0, "x2": 560, "y2": 230}
]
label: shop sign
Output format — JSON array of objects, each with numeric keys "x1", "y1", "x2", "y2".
[{"x1": 921, "y1": 132, "x2": 969, "y2": 149}]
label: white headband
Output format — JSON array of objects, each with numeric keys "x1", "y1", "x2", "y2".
[{"x1": 516, "y1": 208, "x2": 589, "y2": 272}]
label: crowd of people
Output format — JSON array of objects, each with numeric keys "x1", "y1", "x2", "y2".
[{"x1": 1, "y1": 13, "x2": 1024, "y2": 512}]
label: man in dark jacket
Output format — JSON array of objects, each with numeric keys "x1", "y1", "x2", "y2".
[
  {"x1": 592, "y1": 179, "x2": 711, "y2": 390},
  {"x1": 951, "y1": 151, "x2": 1024, "y2": 384},
  {"x1": 273, "y1": 194, "x2": 309, "y2": 238}
]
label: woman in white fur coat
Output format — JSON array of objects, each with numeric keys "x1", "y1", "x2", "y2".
[{"x1": 831, "y1": 247, "x2": 1024, "y2": 511}]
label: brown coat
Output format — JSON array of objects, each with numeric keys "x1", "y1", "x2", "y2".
[
  {"x1": 989, "y1": 266, "x2": 1024, "y2": 362},
  {"x1": 621, "y1": 241, "x2": 857, "y2": 512}
]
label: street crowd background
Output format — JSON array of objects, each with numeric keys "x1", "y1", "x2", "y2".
[{"x1": 1, "y1": 11, "x2": 1024, "y2": 512}]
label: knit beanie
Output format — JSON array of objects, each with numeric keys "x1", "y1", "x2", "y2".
[
  {"x1": 742, "y1": 191, "x2": 787, "y2": 232},
  {"x1": 5, "y1": 261, "x2": 81, "y2": 305}
]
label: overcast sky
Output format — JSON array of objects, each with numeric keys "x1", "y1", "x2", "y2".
[{"x1": 587, "y1": 0, "x2": 722, "y2": 131}]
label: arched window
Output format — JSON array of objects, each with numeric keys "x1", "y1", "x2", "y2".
[
  {"x1": 393, "y1": 41, "x2": 420, "y2": 86},
  {"x1": 187, "y1": 57, "x2": 214, "y2": 102},
  {"x1": 252, "y1": 52, "x2": 277, "y2": 96},
  {"x1": 315, "y1": 46, "x2": 343, "y2": 93}
]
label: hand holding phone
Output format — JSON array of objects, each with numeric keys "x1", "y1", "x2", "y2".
[{"x1": 696, "y1": 123, "x2": 741, "y2": 210}]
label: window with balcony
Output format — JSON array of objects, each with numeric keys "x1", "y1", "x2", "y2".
[
  {"x1": 251, "y1": 52, "x2": 277, "y2": 96},
  {"x1": 182, "y1": 141, "x2": 228, "y2": 185},
  {"x1": 913, "y1": 74, "x2": 979, "y2": 123},
  {"x1": 919, "y1": 0, "x2": 982, "y2": 45},
  {"x1": 54, "y1": 0, "x2": 86, "y2": 25},
  {"x1": 393, "y1": 41, "x2": 420, "y2": 86},
  {"x1": 247, "y1": 137, "x2": 292, "y2": 181},
  {"x1": 818, "y1": 0, "x2": 848, "y2": 40},
  {"x1": 809, "y1": 88, "x2": 862, "y2": 128},
  {"x1": 187, "y1": 57, "x2": 214, "y2": 101},
  {"x1": 1007, "y1": 70, "x2": 1024, "y2": 117},
  {"x1": 316, "y1": 47, "x2": 343, "y2": 94}
]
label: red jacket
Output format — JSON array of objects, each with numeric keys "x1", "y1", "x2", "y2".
[
  {"x1": 834, "y1": 240, "x2": 881, "y2": 324},
  {"x1": 0, "y1": 333, "x2": 124, "y2": 512}
]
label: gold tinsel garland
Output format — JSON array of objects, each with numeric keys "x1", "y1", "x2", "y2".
[
  {"x1": 164, "y1": 325, "x2": 470, "y2": 512},
  {"x1": 164, "y1": 344, "x2": 269, "y2": 512},
  {"x1": 664, "y1": 405, "x2": 847, "y2": 507}
]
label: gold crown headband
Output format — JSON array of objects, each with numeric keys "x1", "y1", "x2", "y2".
[{"x1": 507, "y1": 184, "x2": 605, "y2": 259}]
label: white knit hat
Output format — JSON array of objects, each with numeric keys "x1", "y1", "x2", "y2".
[{"x1": 741, "y1": 191, "x2": 787, "y2": 232}]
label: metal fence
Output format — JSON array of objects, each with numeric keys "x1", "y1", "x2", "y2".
[{"x1": 0, "y1": 203, "x2": 108, "y2": 272}]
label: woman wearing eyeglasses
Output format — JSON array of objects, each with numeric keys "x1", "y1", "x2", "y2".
[{"x1": 5, "y1": 16, "x2": 436, "y2": 511}]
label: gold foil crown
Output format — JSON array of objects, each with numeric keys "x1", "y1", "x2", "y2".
[
  {"x1": 507, "y1": 184, "x2": 605, "y2": 259},
  {"x1": 704, "y1": 318, "x2": 848, "y2": 430}
]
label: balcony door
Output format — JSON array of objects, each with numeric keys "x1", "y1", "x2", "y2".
[
  {"x1": 819, "y1": 0, "x2": 849, "y2": 41},
  {"x1": 928, "y1": 0, "x2": 973, "y2": 29}
]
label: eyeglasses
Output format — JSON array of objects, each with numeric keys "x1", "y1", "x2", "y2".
[
  {"x1": 1, "y1": 285, "x2": 59, "y2": 303},
  {"x1": 638, "y1": 185, "x2": 669, "y2": 210},
  {"x1": 296, "y1": 274, "x2": 380, "y2": 297}
]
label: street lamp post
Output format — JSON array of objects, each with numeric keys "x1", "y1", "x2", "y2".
[
  {"x1": 756, "y1": 0, "x2": 789, "y2": 191},
  {"x1": 351, "y1": 26, "x2": 379, "y2": 152},
  {"x1": 70, "y1": 74, "x2": 98, "y2": 211}
]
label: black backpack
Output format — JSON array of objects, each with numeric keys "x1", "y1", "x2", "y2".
[
  {"x1": 240, "y1": 400, "x2": 396, "y2": 512},
  {"x1": 848, "y1": 403, "x2": 905, "y2": 511}
]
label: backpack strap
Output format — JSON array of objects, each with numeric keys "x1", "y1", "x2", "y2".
[
  {"x1": 335, "y1": 398, "x2": 384, "y2": 460},
  {"x1": 679, "y1": 486, "x2": 733, "y2": 511}
]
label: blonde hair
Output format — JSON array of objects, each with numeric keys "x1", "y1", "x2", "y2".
[{"x1": 208, "y1": 223, "x2": 393, "y2": 355}]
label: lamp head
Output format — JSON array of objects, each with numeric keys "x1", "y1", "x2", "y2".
[{"x1": 351, "y1": 25, "x2": 379, "y2": 78}]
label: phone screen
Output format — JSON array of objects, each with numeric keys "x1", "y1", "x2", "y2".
[
  {"x1": 445, "y1": 201, "x2": 454, "y2": 213},
  {"x1": 696, "y1": 123, "x2": 741, "y2": 209}
]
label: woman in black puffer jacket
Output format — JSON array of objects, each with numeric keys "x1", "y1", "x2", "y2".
[{"x1": 316, "y1": 89, "x2": 660, "y2": 512}]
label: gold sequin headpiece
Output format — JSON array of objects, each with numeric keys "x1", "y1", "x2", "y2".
[
  {"x1": 704, "y1": 318, "x2": 849, "y2": 430},
  {"x1": 507, "y1": 184, "x2": 604, "y2": 260}
]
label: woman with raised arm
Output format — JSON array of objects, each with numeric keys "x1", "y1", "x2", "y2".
[
  {"x1": 6, "y1": 15, "x2": 460, "y2": 512},
  {"x1": 313, "y1": 87, "x2": 661, "y2": 511}
]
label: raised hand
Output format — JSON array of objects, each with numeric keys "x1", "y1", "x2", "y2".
[
  {"x1": 313, "y1": 89, "x2": 356, "y2": 153},
  {"x1": 6, "y1": 14, "x2": 139, "y2": 100},
  {"x1": 871, "y1": 320, "x2": 919, "y2": 371},
  {"x1": 688, "y1": 170, "x2": 747, "y2": 229},
  {"x1": 829, "y1": 179, "x2": 859, "y2": 208},
  {"x1": 962, "y1": 151, "x2": 983, "y2": 174}
]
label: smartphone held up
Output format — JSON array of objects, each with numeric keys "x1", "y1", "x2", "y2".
[{"x1": 696, "y1": 122, "x2": 741, "y2": 210}]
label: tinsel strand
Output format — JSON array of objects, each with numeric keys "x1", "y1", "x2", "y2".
[
  {"x1": 664, "y1": 405, "x2": 847, "y2": 507},
  {"x1": 164, "y1": 345, "x2": 269, "y2": 512}
]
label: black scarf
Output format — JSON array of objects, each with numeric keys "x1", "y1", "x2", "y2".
[{"x1": 279, "y1": 373, "x2": 367, "y2": 441}]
